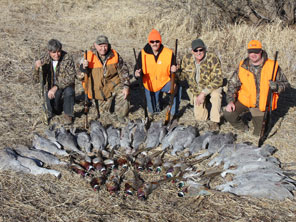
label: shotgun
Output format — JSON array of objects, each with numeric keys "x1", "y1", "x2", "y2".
[
  {"x1": 84, "y1": 50, "x2": 89, "y2": 129},
  {"x1": 258, "y1": 51, "x2": 278, "y2": 147},
  {"x1": 165, "y1": 39, "x2": 178, "y2": 125},
  {"x1": 39, "y1": 66, "x2": 49, "y2": 125},
  {"x1": 133, "y1": 48, "x2": 149, "y2": 121}
]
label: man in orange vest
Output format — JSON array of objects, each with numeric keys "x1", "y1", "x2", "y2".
[
  {"x1": 134, "y1": 29, "x2": 180, "y2": 119},
  {"x1": 224, "y1": 40, "x2": 289, "y2": 136},
  {"x1": 78, "y1": 35, "x2": 130, "y2": 122}
]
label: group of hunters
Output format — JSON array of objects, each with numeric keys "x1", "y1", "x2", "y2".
[{"x1": 34, "y1": 29, "x2": 290, "y2": 136}]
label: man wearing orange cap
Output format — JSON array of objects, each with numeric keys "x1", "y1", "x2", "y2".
[
  {"x1": 135, "y1": 29, "x2": 180, "y2": 119},
  {"x1": 224, "y1": 40, "x2": 289, "y2": 136}
]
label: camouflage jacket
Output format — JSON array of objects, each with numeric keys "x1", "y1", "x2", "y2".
[
  {"x1": 33, "y1": 50, "x2": 76, "y2": 90},
  {"x1": 80, "y1": 46, "x2": 130, "y2": 88},
  {"x1": 179, "y1": 51, "x2": 223, "y2": 96},
  {"x1": 226, "y1": 50, "x2": 290, "y2": 105}
]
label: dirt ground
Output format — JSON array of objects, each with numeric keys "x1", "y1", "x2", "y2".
[{"x1": 1, "y1": 1, "x2": 296, "y2": 221}]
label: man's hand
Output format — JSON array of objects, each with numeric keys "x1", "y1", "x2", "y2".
[
  {"x1": 135, "y1": 69, "x2": 141, "y2": 78},
  {"x1": 122, "y1": 87, "x2": 129, "y2": 100},
  {"x1": 48, "y1": 86, "x2": 58, "y2": 99},
  {"x1": 82, "y1": 59, "x2": 89, "y2": 69},
  {"x1": 76, "y1": 72, "x2": 85, "y2": 80},
  {"x1": 170, "y1": 65, "x2": 177, "y2": 73},
  {"x1": 269, "y1": 80, "x2": 278, "y2": 92},
  {"x1": 225, "y1": 101, "x2": 235, "y2": 112},
  {"x1": 195, "y1": 92, "x2": 206, "y2": 106},
  {"x1": 35, "y1": 60, "x2": 42, "y2": 71}
]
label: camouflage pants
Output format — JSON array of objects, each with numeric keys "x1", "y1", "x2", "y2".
[{"x1": 96, "y1": 84, "x2": 129, "y2": 118}]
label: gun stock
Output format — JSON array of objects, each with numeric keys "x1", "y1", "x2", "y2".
[
  {"x1": 258, "y1": 51, "x2": 278, "y2": 147},
  {"x1": 164, "y1": 39, "x2": 178, "y2": 125}
]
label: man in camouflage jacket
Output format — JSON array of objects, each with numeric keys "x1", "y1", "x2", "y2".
[
  {"x1": 179, "y1": 39, "x2": 223, "y2": 130},
  {"x1": 34, "y1": 39, "x2": 76, "y2": 124}
]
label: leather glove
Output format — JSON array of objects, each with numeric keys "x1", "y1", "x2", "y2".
[{"x1": 269, "y1": 80, "x2": 278, "y2": 92}]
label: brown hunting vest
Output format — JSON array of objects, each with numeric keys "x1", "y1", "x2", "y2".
[{"x1": 82, "y1": 49, "x2": 121, "y2": 100}]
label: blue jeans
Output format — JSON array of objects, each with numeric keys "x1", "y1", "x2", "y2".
[
  {"x1": 145, "y1": 81, "x2": 181, "y2": 115},
  {"x1": 46, "y1": 86, "x2": 75, "y2": 117}
]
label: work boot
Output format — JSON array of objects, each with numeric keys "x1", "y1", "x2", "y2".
[
  {"x1": 117, "y1": 116, "x2": 126, "y2": 124},
  {"x1": 234, "y1": 124, "x2": 249, "y2": 133},
  {"x1": 64, "y1": 114, "x2": 73, "y2": 125},
  {"x1": 111, "y1": 114, "x2": 126, "y2": 124},
  {"x1": 148, "y1": 112, "x2": 154, "y2": 121},
  {"x1": 208, "y1": 122, "x2": 220, "y2": 131}
]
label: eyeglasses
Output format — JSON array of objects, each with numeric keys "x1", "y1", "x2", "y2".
[
  {"x1": 193, "y1": 48, "x2": 204, "y2": 53},
  {"x1": 248, "y1": 49, "x2": 262, "y2": 54},
  {"x1": 150, "y1": 40, "x2": 160, "y2": 44}
]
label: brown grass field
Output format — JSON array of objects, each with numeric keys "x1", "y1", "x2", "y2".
[{"x1": 1, "y1": 0, "x2": 296, "y2": 221}]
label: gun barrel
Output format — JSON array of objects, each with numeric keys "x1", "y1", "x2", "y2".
[
  {"x1": 258, "y1": 51, "x2": 278, "y2": 147},
  {"x1": 164, "y1": 39, "x2": 178, "y2": 125}
]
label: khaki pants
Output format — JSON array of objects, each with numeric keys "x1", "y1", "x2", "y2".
[
  {"x1": 99, "y1": 84, "x2": 129, "y2": 118},
  {"x1": 190, "y1": 88, "x2": 222, "y2": 123}
]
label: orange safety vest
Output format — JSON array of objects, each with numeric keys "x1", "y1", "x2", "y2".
[
  {"x1": 141, "y1": 47, "x2": 172, "y2": 92},
  {"x1": 237, "y1": 59, "x2": 279, "y2": 111},
  {"x1": 82, "y1": 49, "x2": 120, "y2": 100}
]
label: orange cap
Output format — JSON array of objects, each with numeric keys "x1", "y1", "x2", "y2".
[
  {"x1": 247, "y1": 40, "x2": 262, "y2": 50},
  {"x1": 148, "y1": 29, "x2": 162, "y2": 43}
]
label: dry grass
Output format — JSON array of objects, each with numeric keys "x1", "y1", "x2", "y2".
[{"x1": 1, "y1": 0, "x2": 296, "y2": 221}]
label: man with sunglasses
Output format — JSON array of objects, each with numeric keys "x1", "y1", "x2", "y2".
[
  {"x1": 34, "y1": 39, "x2": 76, "y2": 125},
  {"x1": 179, "y1": 38, "x2": 223, "y2": 131},
  {"x1": 224, "y1": 40, "x2": 289, "y2": 136},
  {"x1": 134, "y1": 29, "x2": 180, "y2": 119}
]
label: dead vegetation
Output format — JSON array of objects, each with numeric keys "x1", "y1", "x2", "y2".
[{"x1": 1, "y1": 0, "x2": 296, "y2": 221}]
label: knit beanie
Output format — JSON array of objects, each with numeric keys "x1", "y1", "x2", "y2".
[{"x1": 148, "y1": 29, "x2": 162, "y2": 43}]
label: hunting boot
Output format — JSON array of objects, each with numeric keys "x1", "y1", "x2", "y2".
[
  {"x1": 225, "y1": 116, "x2": 248, "y2": 133},
  {"x1": 208, "y1": 121, "x2": 220, "y2": 131},
  {"x1": 64, "y1": 114, "x2": 73, "y2": 125}
]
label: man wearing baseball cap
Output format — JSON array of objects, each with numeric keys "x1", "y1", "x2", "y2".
[
  {"x1": 224, "y1": 40, "x2": 289, "y2": 136},
  {"x1": 178, "y1": 38, "x2": 223, "y2": 131},
  {"x1": 78, "y1": 35, "x2": 130, "y2": 122}
]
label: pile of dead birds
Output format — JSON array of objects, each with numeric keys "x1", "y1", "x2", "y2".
[{"x1": 1, "y1": 119, "x2": 295, "y2": 200}]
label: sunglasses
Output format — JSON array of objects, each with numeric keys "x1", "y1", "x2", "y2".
[
  {"x1": 193, "y1": 48, "x2": 204, "y2": 53},
  {"x1": 150, "y1": 40, "x2": 160, "y2": 44}
]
